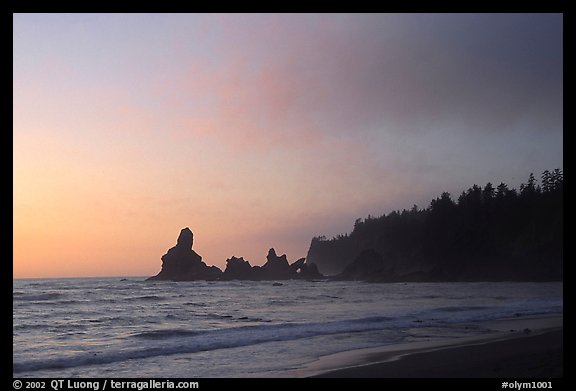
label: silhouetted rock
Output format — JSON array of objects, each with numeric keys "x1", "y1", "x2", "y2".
[
  {"x1": 288, "y1": 257, "x2": 324, "y2": 279},
  {"x1": 337, "y1": 249, "x2": 396, "y2": 282},
  {"x1": 147, "y1": 229, "x2": 325, "y2": 281},
  {"x1": 147, "y1": 228, "x2": 222, "y2": 281},
  {"x1": 220, "y1": 249, "x2": 325, "y2": 280},
  {"x1": 260, "y1": 248, "x2": 292, "y2": 280},
  {"x1": 298, "y1": 262, "x2": 324, "y2": 280},
  {"x1": 289, "y1": 257, "x2": 306, "y2": 272},
  {"x1": 266, "y1": 248, "x2": 289, "y2": 267},
  {"x1": 222, "y1": 256, "x2": 255, "y2": 280},
  {"x1": 176, "y1": 227, "x2": 193, "y2": 248}
]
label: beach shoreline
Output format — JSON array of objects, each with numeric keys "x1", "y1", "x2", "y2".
[
  {"x1": 299, "y1": 315, "x2": 563, "y2": 378},
  {"x1": 14, "y1": 278, "x2": 562, "y2": 378}
]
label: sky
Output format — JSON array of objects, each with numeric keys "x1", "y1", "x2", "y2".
[{"x1": 13, "y1": 13, "x2": 563, "y2": 278}]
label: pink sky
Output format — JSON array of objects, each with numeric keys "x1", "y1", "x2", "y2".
[{"x1": 13, "y1": 14, "x2": 562, "y2": 278}]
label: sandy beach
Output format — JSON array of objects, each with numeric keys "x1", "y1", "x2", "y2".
[{"x1": 305, "y1": 315, "x2": 563, "y2": 378}]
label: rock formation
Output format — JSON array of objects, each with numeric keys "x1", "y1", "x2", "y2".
[
  {"x1": 289, "y1": 257, "x2": 306, "y2": 271},
  {"x1": 296, "y1": 261, "x2": 323, "y2": 280},
  {"x1": 220, "y1": 251, "x2": 324, "y2": 281},
  {"x1": 260, "y1": 248, "x2": 292, "y2": 280},
  {"x1": 222, "y1": 256, "x2": 254, "y2": 280},
  {"x1": 147, "y1": 228, "x2": 324, "y2": 281},
  {"x1": 147, "y1": 228, "x2": 222, "y2": 281},
  {"x1": 336, "y1": 249, "x2": 396, "y2": 282}
]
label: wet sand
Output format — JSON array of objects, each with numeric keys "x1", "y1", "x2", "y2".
[{"x1": 306, "y1": 315, "x2": 562, "y2": 378}]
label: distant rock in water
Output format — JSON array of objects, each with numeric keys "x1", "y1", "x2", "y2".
[
  {"x1": 337, "y1": 249, "x2": 396, "y2": 282},
  {"x1": 221, "y1": 250, "x2": 324, "y2": 280},
  {"x1": 289, "y1": 257, "x2": 306, "y2": 271},
  {"x1": 336, "y1": 249, "x2": 448, "y2": 282},
  {"x1": 147, "y1": 228, "x2": 222, "y2": 281},
  {"x1": 297, "y1": 261, "x2": 323, "y2": 280},
  {"x1": 147, "y1": 228, "x2": 324, "y2": 281},
  {"x1": 261, "y1": 248, "x2": 292, "y2": 280},
  {"x1": 222, "y1": 256, "x2": 255, "y2": 280}
]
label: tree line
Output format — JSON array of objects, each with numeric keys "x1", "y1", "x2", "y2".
[{"x1": 307, "y1": 169, "x2": 563, "y2": 281}]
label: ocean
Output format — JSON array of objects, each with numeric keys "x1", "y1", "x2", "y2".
[{"x1": 13, "y1": 278, "x2": 562, "y2": 378}]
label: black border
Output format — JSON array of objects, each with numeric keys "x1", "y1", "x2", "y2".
[
  {"x1": 7, "y1": 0, "x2": 571, "y2": 13},
  {"x1": 9, "y1": 1, "x2": 570, "y2": 387}
]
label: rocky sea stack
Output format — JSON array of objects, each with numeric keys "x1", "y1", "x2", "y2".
[
  {"x1": 147, "y1": 227, "x2": 323, "y2": 281},
  {"x1": 146, "y1": 227, "x2": 222, "y2": 281}
]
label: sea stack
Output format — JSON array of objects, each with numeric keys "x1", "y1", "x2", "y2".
[
  {"x1": 260, "y1": 248, "x2": 292, "y2": 280},
  {"x1": 146, "y1": 227, "x2": 222, "y2": 281},
  {"x1": 336, "y1": 249, "x2": 396, "y2": 282},
  {"x1": 222, "y1": 256, "x2": 255, "y2": 280}
]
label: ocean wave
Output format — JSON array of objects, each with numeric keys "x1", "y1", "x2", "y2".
[
  {"x1": 267, "y1": 299, "x2": 297, "y2": 305},
  {"x1": 236, "y1": 316, "x2": 272, "y2": 323},
  {"x1": 184, "y1": 302, "x2": 207, "y2": 307},
  {"x1": 53, "y1": 300, "x2": 91, "y2": 305},
  {"x1": 13, "y1": 301, "x2": 562, "y2": 375},
  {"x1": 420, "y1": 302, "x2": 563, "y2": 323},
  {"x1": 13, "y1": 315, "x2": 396, "y2": 374},
  {"x1": 132, "y1": 329, "x2": 202, "y2": 340},
  {"x1": 206, "y1": 313, "x2": 234, "y2": 320},
  {"x1": 13, "y1": 293, "x2": 63, "y2": 301},
  {"x1": 121, "y1": 295, "x2": 165, "y2": 302},
  {"x1": 436, "y1": 306, "x2": 491, "y2": 312},
  {"x1": 13, "y1": 280, "x2": 563, "y2": 376},
  {"x1": 14, "y1": 324, "x2": 48, "y2": 331}
]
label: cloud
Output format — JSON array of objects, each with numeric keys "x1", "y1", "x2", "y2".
[
  {"x1": 152, "y1": 14, "x2": 561, "y2": 156},
  {"x1": 143, "y1": 13, "x2": 563, "y2": 220},
  {"x1": 13, "y1": 14, "x2": 563, "y2": 277}
]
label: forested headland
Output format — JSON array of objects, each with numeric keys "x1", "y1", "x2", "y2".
[{"x1": 306, "y1": 169, "x2": 563, "y2": 281}]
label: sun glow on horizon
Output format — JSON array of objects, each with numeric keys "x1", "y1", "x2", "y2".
[{"x1": 13, "y1": 13, "x2": 562, "y2": 278}]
